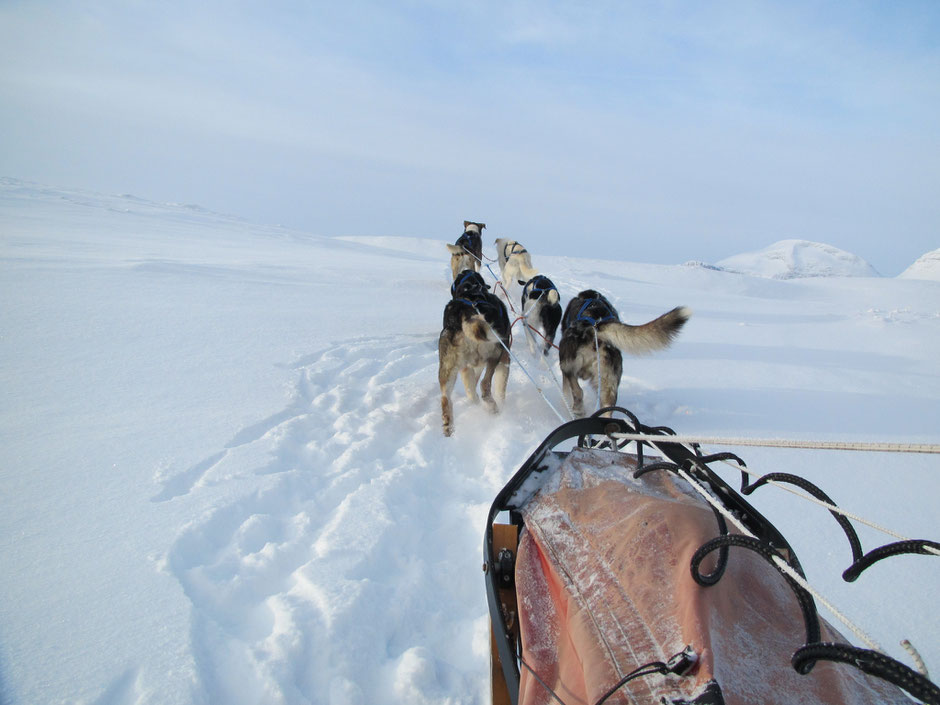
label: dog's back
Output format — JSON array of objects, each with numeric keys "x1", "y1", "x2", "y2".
[{"x1": 495, "y1": 237, "x2": 538, "y2": 287}]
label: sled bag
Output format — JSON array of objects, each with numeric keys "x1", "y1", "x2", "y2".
[{"x1": 514, "y1": 447, "x2": 910, "y2": 705}]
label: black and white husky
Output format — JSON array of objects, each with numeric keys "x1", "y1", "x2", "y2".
[
  {"x1": 520, "y1": 274, "x2": 562, "y2": 356},
  {"x1": 446, "y1": 221, "x2": 485, "y2": 280},
  {"x1": 559, "y1": 290, "x2": 690, "y2": 417},
  {"x1": 438, "y1": 269, "x2": 511, "y2": 436}
]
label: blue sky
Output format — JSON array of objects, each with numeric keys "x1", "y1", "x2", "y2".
[{"x1": 1, "y1": 1, "x2": 938, "y2": 274}]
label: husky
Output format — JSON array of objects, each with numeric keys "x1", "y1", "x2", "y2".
[
  {"x1": 494, "y1": 237, "x2": 538, "y2": 290},
  {"x1": 559, "y1": 290, "x2": 690, "y2": 417},
  {"x1": 438, "y1": 269, "x2": 511, "y2": 436},
  {"x1": 520, "y1": 274, "x2": 562, "y2": 356},
  {"x1": 446, "y1": 221, "x2": 485, "y2": 280}
]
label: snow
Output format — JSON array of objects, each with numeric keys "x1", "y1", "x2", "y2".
[
  {"x1": 715, "y1": 239, "x2": 881, "y2": 279},
  {"x1": 1, "y1": 177, "x2": 938, "y2": 704},
  {"x1": 899, "y1": 248, "x2": 940, "y2": 281}
]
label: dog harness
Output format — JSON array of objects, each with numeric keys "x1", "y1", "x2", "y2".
[
  {"x1": 502, "y1": 242, "x2": 528, "y2": 261},
  {"x1": 574, "y1": 298, "x2": 617, "y2": 327},
  {"x1": 454, "y1": 295, "x2": 510, "y2": 333},
  {"x1": 451, "y1": 270, "x2": 488, "y2": 297},
  {"x1": 522, "y1": 275, "x2": 557, "y2": 302},
  {"x1": 456, "y1": 231, "x2": 480, "y2": 256}
]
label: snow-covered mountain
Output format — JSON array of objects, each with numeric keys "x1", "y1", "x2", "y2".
[
  {"x1": 716, "y1": 239, "x2": 880, "y2": 279},
  {"x1": 899, "y1": 248, "x2": 940, "y2": 281},
  {"x1": 1, "y1": 179, "x2": 938, "y2": 705}
]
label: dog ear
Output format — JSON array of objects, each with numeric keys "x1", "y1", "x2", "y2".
[{"x1": 463, "y1": 220, "x2": 470, "y2": 228}]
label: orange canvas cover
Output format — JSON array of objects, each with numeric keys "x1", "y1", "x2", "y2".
[{"x1": 515, "y1": 447, "x2": 910, "y2": 705}]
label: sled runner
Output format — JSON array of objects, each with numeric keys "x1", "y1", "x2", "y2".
[{"x1": 484, "y1": 409, "x2": 939, "y2": 705}]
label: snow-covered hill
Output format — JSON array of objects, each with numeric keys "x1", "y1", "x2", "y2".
[
  {"x1": 1, "y1": 179, "x2": 938, "y2": 704},
  {"x1": 716, "y1": 239, "x2": 880, "y2": 279},
  {"x1": 899, "y1": 248, "x2": 940, "y2": 281}
]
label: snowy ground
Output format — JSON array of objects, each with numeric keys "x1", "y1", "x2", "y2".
[{"x1": 1, "y1": 177, "x2": 937, "y2": 705}]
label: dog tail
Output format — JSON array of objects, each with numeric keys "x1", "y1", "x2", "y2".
[
  {"x1": 598, "y1": 306, "x2": 691, "y2": 355},
  {"x1": 546, "y1": 289, "x2": 560, "y2": 306},
  {"x1": 462, "y1": 315, "x2": 491, "y2": 342}
]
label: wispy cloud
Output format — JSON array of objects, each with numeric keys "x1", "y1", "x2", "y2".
[{"x1": 1, "y1": 0, "x2": 938, "y2": 273}]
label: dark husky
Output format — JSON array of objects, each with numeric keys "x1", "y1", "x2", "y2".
[
  {"x1": 520, "y1": 274, "x2": 562, "y2": 356},
  {"x1": 559, "y1": 290, "x2": 690, "y2": 417},
  {"x1": 446, "y1": 221, "x2": 485, "y2": 280},
  {"x1": 438, "y1": 269, "x2": 511, "y2": 436}
]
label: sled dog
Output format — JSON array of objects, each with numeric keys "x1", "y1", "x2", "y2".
[
  {"x1": 446, "y1": 221, "x2": 485, "y2": 280},
  {"x1": 559, "y1": 290, "x2": 690, "y2": 417},
  {"x1": 494, "y1": 237, "x2": 538, "y2": 290},
  {"x1": 438, "y1": 269, "x2": 511, "y2": 436},
  {"x1": 520, "y1": 274, "x2": 562, "y2": 356}
]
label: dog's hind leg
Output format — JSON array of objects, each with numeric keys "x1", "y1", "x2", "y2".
[
  {"x1": 599, "y1": 374, "x2": 620, "y2": 415},
  {"x1": 492, "y1": 351, "x2": 509, "y2": 406},
  {"x1": 461, "y1": 366, "x2": 482, "y2": 403},
  {"x1": 479, "y1": 353, "x2": 507, "y2": 414},
  {"x1": 439, "y1": 349, "x2": 459, "y2": 436},
  {"x1": 523, "y1": 320, "x2": 539, "y2": 356},
  {"x1": 562, "y1": 372, "x2": 585, "y2": 418}
]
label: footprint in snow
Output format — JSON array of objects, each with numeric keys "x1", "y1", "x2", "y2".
[{"x1": 160, "y1": 334, "x2": 523, "y2": 704}]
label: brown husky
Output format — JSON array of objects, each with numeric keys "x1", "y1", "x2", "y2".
[
  {"x1": 438, "y1": 270, "x2": 511, "y2": 436},
  {"x1": 559, "y1": 290, "x2": 690, "y2": 417}
]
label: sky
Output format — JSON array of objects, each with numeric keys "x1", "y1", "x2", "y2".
[{"x1": 1, "y1": 0, "x2": 938, "y2": 275}]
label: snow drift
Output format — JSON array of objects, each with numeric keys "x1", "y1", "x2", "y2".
[
  {"x1": 716, "y1": 239, "x2": 880, "y2": 279},
  {"x1": 0, "y1": 179, "x2": 937, "y2": 705},
  {"x1": 899, "y1": 248, "x2": 940, "y2": 281}
]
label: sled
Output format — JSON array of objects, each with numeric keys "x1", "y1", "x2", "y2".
[{"x1": 484, "y1": 409, "x2": 940, "y2": 705}]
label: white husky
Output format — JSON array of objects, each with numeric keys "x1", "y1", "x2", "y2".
[{"x1": 494, "y1": 237, "x2": 538, "y2": 290}]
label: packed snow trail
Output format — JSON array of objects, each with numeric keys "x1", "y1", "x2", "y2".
[{"x1": 156, "y1": 334, "x2": 564, "y2": 704}]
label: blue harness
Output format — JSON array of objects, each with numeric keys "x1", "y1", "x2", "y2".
[
  {"x1": 455, "y1": 295, "x2": 509, "y2": 332},
  {"x1": 456, "y1": 232, "x2": 479, "y2": 256},
  {"x1": 522, "y1": 275, "x2": 557, "y2": 302},
  {"x1": 451, "y1": 270, "x2": 486, "y2": 297},
  {"x1": 502, "y1": 242, "x2": 528, "y2": 261},
  {"x1": 574, "y1": 298, "x2": 617, "y2": 327}
]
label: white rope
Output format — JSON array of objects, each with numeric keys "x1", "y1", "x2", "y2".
[
  {"x1": 484, "y1": 319, "x2": 569, "y2": 425},
  {"x1": 721, "y1": 460, "x2": 940, "y2": 557},
  {"x1": 675, "y1": 467, "x2": 885, "y2": 653},
  {"x1": 611, "y1": 431, "x2": 940, "y2": 557},
  {"x1": 902, "y1": 639, "x2": 931, "y2": 679},
  {"x1": 608, "y1": 432, "x2": 940, "y2": 455},
  {"x1": 469, "y1": 258, "x2": 573, "y2": 422}
]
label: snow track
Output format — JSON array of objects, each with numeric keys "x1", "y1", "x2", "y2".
[{"x1": 157, "y1": 335, "x2": 557, "y2": 704}]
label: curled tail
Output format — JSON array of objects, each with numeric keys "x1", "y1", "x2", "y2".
[
  {"x1": 546, "y1": 289, "x2": 560, "y2": 306},
  {"x1": 597, "y1": 306, "x2": 691, "y2": 355}
]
